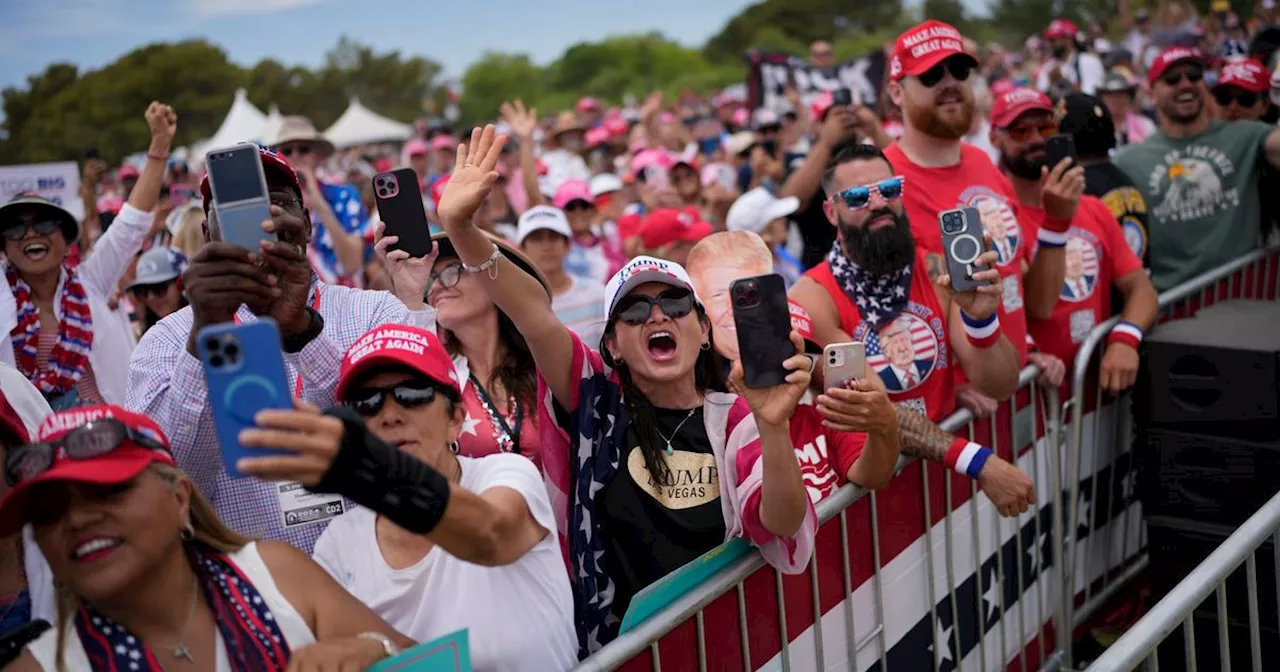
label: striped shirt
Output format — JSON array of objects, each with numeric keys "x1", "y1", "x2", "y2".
[
  {"x1": 125, "y1": 279, "x2": 434, "y2": 553},
  {"x1": 552, "y1": 275, "x2": 606, "y2": 351},
  {"x1": 36, "y1": 330, "x2": 104, "y2": 407}
]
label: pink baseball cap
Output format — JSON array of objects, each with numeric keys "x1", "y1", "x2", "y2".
[
  {"x1": 553, "y1": 180, "x2": 593, "y2": 209},
  {"x1": 631, "y1": 149, "x2": 674, "y2": 174},
  {"x1": 336, "y1": 325, "x2": 461, "y2": 402},
  {"x1": 585, "y1": 126, "x2": 612, "y2": 148},
  {"x1": 405, "y1": 139, "x2": 429, "y2": 157},
  {"x1": 604, "y1": 118, "x2": 630, "y2": 137},
  {"x1": 1044, "y1": 18, "x2": 1079, "y2": 40},
  {"x1": 431, "y1": 135, "x2": 458, "y2": 151},
  {"x1": 576, "y1": 97, "x2": 601, "y2": 113}
]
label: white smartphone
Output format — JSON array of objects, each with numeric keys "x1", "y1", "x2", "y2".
[
  {"x1": 204, "y1": 143, "x2": 274, "y2": 251},
  {"x1": 823, "y1": 342, "x2": 866, "y2": 389}
]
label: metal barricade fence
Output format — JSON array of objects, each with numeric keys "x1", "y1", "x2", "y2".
[
  {"x1": 574, "y1": 366, "x2": 1066, "y2": 672},
  {"x1": 1082, "y1": 490, "x2": 1280, "y2": 672},
  {"x1": 1061, "y1": 246, "x2": 1280, "y2": 670}
]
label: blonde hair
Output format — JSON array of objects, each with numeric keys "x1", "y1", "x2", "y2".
[
  {"x1": 54, "y1": 464, "x2": 247, "y2": 670},
  {"x1": 172, "y1": 207, "x2": 207, "y2": 260},
  {"x1": 685, "y1": 231, "x2": 774, "y2": 282}
]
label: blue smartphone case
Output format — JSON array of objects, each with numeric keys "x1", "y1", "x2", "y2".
[{"x1": 196, "y1": 319, "x2": 293, "y2": 479}]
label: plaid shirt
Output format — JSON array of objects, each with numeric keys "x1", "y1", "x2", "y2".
[{"x1": 125, "y1": 279, "x2": 434, "y2": 552}]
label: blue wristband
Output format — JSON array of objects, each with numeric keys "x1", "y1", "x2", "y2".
[{"x1": 966, "y1": 446, "x2": 994, "y2": 479}]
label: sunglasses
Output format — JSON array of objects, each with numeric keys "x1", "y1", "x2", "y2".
[
  {"x1": 278, "y1": 144, "x2": 312, "y2": 157},
  {"x1": 917, "y1": 57, "x2": 975, "y2": 88},
  {"x1": 831, "y1": 176, "x2": 905, "y2": 210},
  {"x1": 1003, "y1": 119, "x2": 1060, "y2": 143},
  {"x1": 132, "y1": 280, "x2": 175, "y2": 300},
  {"x1": 564, "y1": 200, "x2": 593, "y2": 213},
  {"x1": 1162, "y1": 68, "x2": 1204, "y2": 87},
  {"x1": 2, "y1": 220, "x2": 60, "y2": 242},
  {"x1": 6, "y1": 419, "x2": 169, "y2": 487},
  {"x1": 1214, "y1": 89, "x2": 1259, "y2": 107},
  {"x1": 613, "y1": 287, "x2": 695, "y2": 325},
  {"x1": 430, "y1": 264, "x2": 464, "y2": 290},
  {"x1": 344, "y1": 380, "x2": 443, "y2": 417}
]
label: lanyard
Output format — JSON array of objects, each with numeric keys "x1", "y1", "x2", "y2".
[
  {"x1": 469, "y1": 374, "x2": 522, "y2": 453},
  {"x1": 234, "y1": 289, "x2": 322, "y2": 397}
]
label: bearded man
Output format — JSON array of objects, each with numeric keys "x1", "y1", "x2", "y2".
[{"x1": 881, "y1": 20, "x2": 1068, "y2": 417}]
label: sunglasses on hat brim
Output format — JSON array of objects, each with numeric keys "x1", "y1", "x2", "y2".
[
  {"x1": 5, "y1": 419, "x2": 169, "y2": 487},
  {"x1": 612, "y1": 287, "x2": 696, "y2": 325}
]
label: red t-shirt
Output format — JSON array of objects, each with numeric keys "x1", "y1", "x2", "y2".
[
  {"x1": 789, "y1": 405, "x2": 864, "y2": 503},
  {"x1": 883, "y1": 143, "x2": 1032, "y2": 363},
  {"x1": 806, "y1": 249, "x2": 957, "y2": 422},
  {"x1": 1028, "y1": 196, "x2": 1144, "y2": 365}
]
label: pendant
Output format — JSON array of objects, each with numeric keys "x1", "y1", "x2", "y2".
[
  {"x1": 171, "y1": 644, "x2": 195, "y2": 662},
  {"x1": 665, "y1": 442, "x2": 674, "y2": 456}
]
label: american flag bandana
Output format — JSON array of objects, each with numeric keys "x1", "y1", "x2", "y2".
[{"x1": 826, "y1": 240, "x2": 913, "y2": 328}]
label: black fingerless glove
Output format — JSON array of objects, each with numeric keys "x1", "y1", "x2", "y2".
[{"x1": 317, "y1": 406, "x2": 451, "y2": 534}]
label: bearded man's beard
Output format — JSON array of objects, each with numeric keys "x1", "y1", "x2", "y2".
[
  {"x1": 1001, "y1": 150, "x2": 1046, "y2": 181},
  {"x1": 904, "y1": 91, "x2": 975, "y2": 140},
  {"x1": 839, "y1": 208, "x2": 916, "y2": 276}
]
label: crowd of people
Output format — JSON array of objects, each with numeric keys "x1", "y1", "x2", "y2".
[{"x1": 0, "y1": 2, "x2": 1276, "y2": 669}]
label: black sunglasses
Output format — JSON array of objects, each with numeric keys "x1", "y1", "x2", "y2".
[
  {"x1": 1162, "y1": 68, "x2": 1204, "y2": 87},
  {"x1": 917, "y1": 57, "x2": 974, "y2": 88},
  {"x1": 613, "y1": 287, "x2": 695, "y2": 325},
  {"x1": 344, "y1": 380, "x2": 444, "y2": 417},
  {"x1": 278, "y1": 144, "x2": 312, "y2": 157},
  {"x1": 564, "y1": 200, "x2": 593, "y2": 213},
  {"x1": 6, "y1": 419, "x2": 169, "y2": 487},
  {"x1": 1214, "y1": 89, "x2": 1259, "y2": 107},
  {"x1": 2, "y1": 220, "x2": 60, "y2": 242}
]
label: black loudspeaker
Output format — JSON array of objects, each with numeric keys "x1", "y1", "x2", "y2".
[
  {"x1": 1138, "y1": 428, "x2": 1280, "y2": 527},
  {"x1": 1137, "y1": 310, "x2": 1280, "y2": 441}
]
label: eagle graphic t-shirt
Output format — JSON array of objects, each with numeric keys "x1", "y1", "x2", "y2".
[
  {"x1": 1113, "y1": 120, "x2": 1273, "y2": 291},
  {"x1": 596, "y1": 407, "x2": 726, "y2": 617}
]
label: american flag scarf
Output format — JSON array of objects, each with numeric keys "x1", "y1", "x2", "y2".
[
  {"x1": 74, "y1": 545, "x2": 292, "y2": 671},
  {"x1": 6, "y1": 263, "x2": 93, "y2": 396},
  {"x1": 825, "y1": 240, "x2": 912, "y2": 328}
]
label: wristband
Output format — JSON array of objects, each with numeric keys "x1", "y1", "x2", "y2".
[
  {"x1": 1109, "y1": 321, "x2": 1144, "y2": 350},
  {"x1": 146, "y1": 152, "x2": 169, "y2": 162},
  {"x1": 960, "y1": 310, "x2": 1002, "y2": 349},
  {"x1": 944, "y1": 437, "x2": 994, "y2": 479},
  {"x1": 318, "y1": 407, "x2": 452, "y2": 535},
  {"x1": 1036, "y1": 226, "x2": 1069, "y2": 249},
  {"x1": 281, "y1": 308, "x2": 323, "y2": 353}
]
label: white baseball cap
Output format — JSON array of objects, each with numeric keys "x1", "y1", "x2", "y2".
[
  {"x1": 604, "y1": 255, "x2": 702, "y2": 319},
  {"x1": 589, "y1": 173, "x2": 623, "y2": 198},
  {"x1": 725, "y1": 187, "x2": 800, "y2": 234},
  {"x1": 516, "y1": 205, "x2": 572, "y2": 245}
]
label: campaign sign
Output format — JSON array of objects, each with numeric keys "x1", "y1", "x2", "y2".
[
  {"x1": 0, "y1": 162, "x2": 84, "y2": 220},
  {"x1": 746, "y1": 51, "x2": 888, "y2": 114},
  {"x1": 367, "y1": 629, "x2": 471, "y2": 672}
]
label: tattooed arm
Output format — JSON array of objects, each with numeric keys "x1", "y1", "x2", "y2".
[{"x1": 894, "y1": 404, "x2": 1036, "y2": 517}]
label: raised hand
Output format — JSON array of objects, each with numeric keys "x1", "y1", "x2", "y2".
[
  {"x1": 145, "y1": 102, "x2": 177, "y2": 149},
  {"x1": 373, "y1": 220, "x2": 438, "y2": 311},
  {"x1": 728, "y1": 331, "x2": 812, "y2": 428},
  {"x1": 237, "y1": 399, "x2": 344, "y2": 488},
  {"x1": 500, "y1": 100, "x2": 539, "y2": 139},
  {"x1": 436, "y1": 125, "x2": 508, "y2": 231},
  {"x1": 1041, "y1": 158, "x2": 1086, "y2": 222},
  {"x1": 933, "y1": 240, "x2": 1003, "y2": 320}
]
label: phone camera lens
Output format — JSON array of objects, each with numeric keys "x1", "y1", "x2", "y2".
[
  {"x1": 205, "y1": 337, "x2": 220, "y2": 353},
  {"x1": 224, "y1": 343, "x2": 239, "y2": 358},
  {"x1": 209, "y1": 355, "x2": 225, "y2": 369}
]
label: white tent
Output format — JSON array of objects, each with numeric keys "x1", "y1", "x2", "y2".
[
  {"x1": 259, "y1": 104, "x2": 285, "y2": 147},
  {"x1": 190, "y1": 89, "x2": 268, "y2": 159},
  {"x1": 324, "y1": 97, "x2": 413, "y2": 148}
]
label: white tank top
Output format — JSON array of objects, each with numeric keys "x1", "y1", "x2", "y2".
[{"x1": 25, "y1": 542, "x2": 316, "y2": 671}]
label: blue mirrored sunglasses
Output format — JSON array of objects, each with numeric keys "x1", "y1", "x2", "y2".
[{"x1": 832, "y1": 176, "x2": 906, "y2": 210}]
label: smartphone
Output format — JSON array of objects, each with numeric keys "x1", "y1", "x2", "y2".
[
  {"x1": 1045, "y1": 134, "x2": 1076, "y2": 170},
  {"x1": 197, "y1": 319, "x2": 294, "y2": 479},
  {"x1": 823, "y1": 342, "x2": 866, "y2": 389},
  {"x1": 204, "y1": 143, "x2": 273, "y2": 251},
  {"x1": 831, "y1": 88, "x2": 853, "y2": 106},
  {"x1": 731, "y1": 274, "x2": 794, "y2": 388},
  {"x1": 938, "y1": 207, "x2": 990, "y2": 293},
  {"x1": 373, "y1": 168, "x2": 433, "y2": 257}
]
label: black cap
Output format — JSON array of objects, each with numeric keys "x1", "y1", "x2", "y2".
[{"x1": 1058, "y1": 92, "x2": 1116, "y2": 158}]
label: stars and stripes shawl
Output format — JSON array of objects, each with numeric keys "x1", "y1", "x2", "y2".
[{"x1": 536, "y1": 331, "x2": 817, "y2": 658}]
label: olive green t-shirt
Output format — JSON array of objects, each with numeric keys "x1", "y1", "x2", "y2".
[{"x1": 1113, "y1": 120, "x2": 1273, "y2": 291}]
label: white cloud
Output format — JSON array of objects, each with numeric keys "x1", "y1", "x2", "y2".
[{"x1": 187, "y1": 0, "x2": 327, "y2": 18}]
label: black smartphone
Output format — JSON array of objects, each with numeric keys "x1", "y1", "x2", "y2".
[
  {"x1": 731, "y1": 273, "x2": 794, "y2": 388},
  {"x1": 938, "y1": 207, "x2": 990, "y2": 293},
  {"x1": 831, "y1": 88, "x2": 853, "y2": 106},
  {"x1": 1045, "y1": 134, "x2": 1076, "y2": 170},
  {"x1": 373, "y1": 168, "x2": 433, "y2": 257}
]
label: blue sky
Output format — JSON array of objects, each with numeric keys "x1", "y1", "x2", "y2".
[{"x1": 0, "y1": 0, "x2": 777, "y2": 92}]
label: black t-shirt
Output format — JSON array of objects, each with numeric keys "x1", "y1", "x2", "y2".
[
  {"x1": 597, "y1": 407, "x2": 725, "y2": 617},
  {"x1": 1084, "y1": 160, "x2": 1151, "y2": 313}
]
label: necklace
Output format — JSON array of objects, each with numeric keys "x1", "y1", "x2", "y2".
[
  {"x1": 656, "y1": 408, "x2": 698, "y2": 456},
  {"x1": 163, "y1": 574, "x2": 200, "y2": 663}
]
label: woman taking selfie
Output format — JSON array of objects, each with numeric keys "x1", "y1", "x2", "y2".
[
  {"x1": 0, "y1": 406, "x2": 413, "y2": 671},
  {"x1": 236, "y1": 325, "x2": 577, "y2": 671},
  {"x1": 434, "y1": 125, "x2": 816, "y2": 655}
]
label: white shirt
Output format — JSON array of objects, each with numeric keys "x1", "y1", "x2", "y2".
[
  {"x1": 1, "y1": 204, "x2": 152, "y2": 403},
  {"x1": 313, "y1": 454, "x2": 577, "y2": 672},
  {"x1": 0, "y1": 363, "x2": 55, "y2": 624},
  {"x1": 25, "y1": 542, "x2": 315, "y2": 670},
  {"x1": 1036, "y1": 51, "x2": 1107, "y2": 95}
]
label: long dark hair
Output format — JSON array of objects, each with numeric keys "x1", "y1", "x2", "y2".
[
  {"x1": 601, "y1": 304, "x2": 728, "y2": 484},
  {"x1": 440, "y1": 309, "x2": 538, "y2": 417}
]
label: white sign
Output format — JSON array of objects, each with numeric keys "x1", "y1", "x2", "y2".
[
  {"x1": 0, "y1": 162, "x2": 85, "y2": 221},
  {"x1": 275, "y1": 481, "x2": 346, "y2": 528}
]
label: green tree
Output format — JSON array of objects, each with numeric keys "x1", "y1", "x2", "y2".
[
  {"x1": 458, "y1": 53, "x2": 545, "y2": 126},
  {"x1": 703, "y1": 0, "x2": 905, "y2": 63}
]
